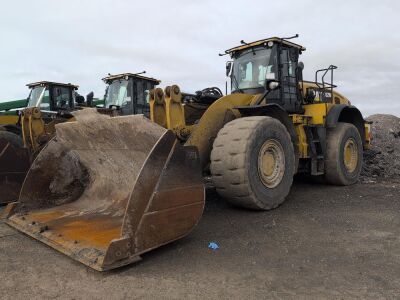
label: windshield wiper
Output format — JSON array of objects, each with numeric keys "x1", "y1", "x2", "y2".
[{"x1": 232, "y1": 74, "x2": 244, "y2": 93}]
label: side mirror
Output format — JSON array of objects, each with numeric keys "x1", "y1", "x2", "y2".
[
  {"x1": 86, "y1": 92, "x2": 94, "y2": 107},
  {"x1": 266, "y1": 79, "x2": 280, "y2": 91},
  {"x1": 297, "y1": 61, "x2": 304, "y2": 81},
  {"x1": 226, "y1": 61, "x2": 233, "y2": 77}
]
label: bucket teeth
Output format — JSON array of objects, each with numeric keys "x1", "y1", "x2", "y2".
[{"x1": 5, "y1": 109, "x2": 204, "y2": 271}]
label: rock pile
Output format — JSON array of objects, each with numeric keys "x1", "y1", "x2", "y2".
[{"x1": 361, "y1": 114, "x2": 400, "y2": 180}]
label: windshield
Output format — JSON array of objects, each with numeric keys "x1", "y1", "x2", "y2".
[
  {"x1": 232, "y1": 47, "x2": 277, "y2": 91},
  {"x1": 27, "y1": 86, "x2": 45, "y2": 107},
  {"x1": 105, "y1": 79, "x2": 131, "y2": 107}
]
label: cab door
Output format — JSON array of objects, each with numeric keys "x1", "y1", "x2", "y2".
[
  {"x1": 51, "y1": 86, "x2": 73, "y2": 111},
  {"x1": 132, "y1": 80, "x2": 155, "y2": 118},
  {"x1": 278, "y1": 47, "x2": 302, "y2": 113}
]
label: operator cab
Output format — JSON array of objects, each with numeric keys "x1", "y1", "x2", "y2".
[
  {"x1": 103, "y1": 73, "x2": 160, "y2": 117},
  {"x1": 26, "y1": 81, "x2": 79, "y2": 112},
  {"x1": 225, "y1": 37, "x2": 306, "y2": 114}
]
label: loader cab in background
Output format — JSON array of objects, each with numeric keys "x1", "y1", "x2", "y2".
[
  {"x1": 0, "y1": 82, "x2": 82, "y2": 127},
  {"x1": 226, "y1": 37, "x2": 306, "y2": 114},
  {"x1": 0, "y1": 81, "x2": 81, "y2": 204},
  {"x1": 26, "y1": 81, "x2": 80, "y2": 112},
  {"x1": 103, "y1": 73, "x2": 160, "y2": 117}
]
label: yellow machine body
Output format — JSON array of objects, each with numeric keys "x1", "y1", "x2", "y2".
[
  {"x1": 0, "y1": 115, "x2": 19, "y2": 126},
  {"x1": 150, "y1": 84, "x2": 369, "y2": 165}
]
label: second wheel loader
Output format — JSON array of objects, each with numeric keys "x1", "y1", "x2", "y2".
[
  {"x1": 0, "y1": 81, "x2": 87, "y2": 204},
  {"x1": 5, "y1": 36, "x2": 370, "y2": 271}
]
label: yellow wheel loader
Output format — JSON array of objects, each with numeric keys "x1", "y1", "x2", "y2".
[
  {"x1": 4, "y1": 36, "x2": 370, "y2": 271},
  {"x1": 0, "y1": 81, "x2": 85, "y2": 204}
]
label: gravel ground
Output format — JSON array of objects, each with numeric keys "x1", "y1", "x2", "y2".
[
  {"x1": 361, "y1": 114, "x2": 400, "y2": 180},
  {"x1": 1, "y1": 179, "x2": 400, "y2": 299}
]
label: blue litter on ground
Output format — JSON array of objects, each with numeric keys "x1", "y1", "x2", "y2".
[{"x1": 208, "y1": 242, "x2": 219, "y2": 250}]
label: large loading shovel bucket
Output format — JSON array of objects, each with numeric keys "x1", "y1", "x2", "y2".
[
  {"x1": 0, "y1": 138, "x2": 30, "y2": 204},
  {"x1": 4, "y1": 110, "x2": 205, "y2": 271}
]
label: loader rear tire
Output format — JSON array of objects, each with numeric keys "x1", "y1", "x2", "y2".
[
  {"x1": 210, "y1": 116, "x2": 295, "y2": 210},
  {"x1": 0, "y1": 130, "x2": 23, "y2": 148},
  {"x1": 325, "y1": 122, "x2": 363, "y2": 185}
]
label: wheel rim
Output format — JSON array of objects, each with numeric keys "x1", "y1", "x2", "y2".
[
  {"x1": 258, "y1": 139, "x2": 285, "y2": 188},
  {"x1": 343, "y1": 138, "x2": 358, "y2": 173}
]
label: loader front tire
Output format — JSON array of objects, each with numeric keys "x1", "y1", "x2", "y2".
[
  {"x1": 0, "y1": 130, "x2": 23, "y2": 148},
  {"x1": 210, "y1": 116, "x2": 295, "y2": 210},
  {"x1": 325, "y1": 122, "x2": 363, "y2": 185}
]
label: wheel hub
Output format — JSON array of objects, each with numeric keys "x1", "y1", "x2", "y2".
[
  {"x1": 258, "y1": 139, "x2": 285, "y2": 188},
  {"x1": 343, "y1": 138, "x2": 358, "y2": 173}
]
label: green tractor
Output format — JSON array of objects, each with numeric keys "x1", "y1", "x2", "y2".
[{"x1": 0, "y1": 98, "x2": 29, "y2": 113}]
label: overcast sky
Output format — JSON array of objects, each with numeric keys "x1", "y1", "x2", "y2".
[{"x1": 0, "y1": 0, "x2": 399, "y2": 116}]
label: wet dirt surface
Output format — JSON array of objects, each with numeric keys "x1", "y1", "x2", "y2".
[{"x1": 1, "y1": 179, "x2": 400, "y2": 299}]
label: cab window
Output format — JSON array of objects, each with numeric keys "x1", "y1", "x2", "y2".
[
  {"x1": 53, "y1": 86, "x2": 71, "y2": 109},
  {"x1": 232, "y1": 47, "x2": 277, "y2": 91},
  {"x1": 136, "y1": 81, "x2": 144, "y2": 105},
  {"x1": 40, "y1": 89, "x2": 51, "y2": 110}
]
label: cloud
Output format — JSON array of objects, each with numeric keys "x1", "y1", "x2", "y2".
[{"x1": 0, "y1": 0, "x2": 399, "y2": 116}]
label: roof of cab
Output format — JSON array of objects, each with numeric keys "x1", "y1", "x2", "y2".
[
  {"x1": 102, "y1": 73, "x2": 161, "y2": 84},
  {"x1": 26, "y1": 81, "x2": 79, "y2": 89},
  {"x1": 225, "y1": 37, "x2": 306, "y2": 55}
]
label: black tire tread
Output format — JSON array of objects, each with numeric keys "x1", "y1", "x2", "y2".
[
  {"x1": 325, "y1": 122, "x2": 363, "y2": 185},
  {"x1": 0, "y1": 130, "x2": 23, "y2": 148},
  {"x1": 210, "y1": 116, "x2": 294, "y2": 210}
]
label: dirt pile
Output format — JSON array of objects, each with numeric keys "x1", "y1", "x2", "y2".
[{"x1": 361, "y1": 114, "x2": 400, "y2": 180}]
